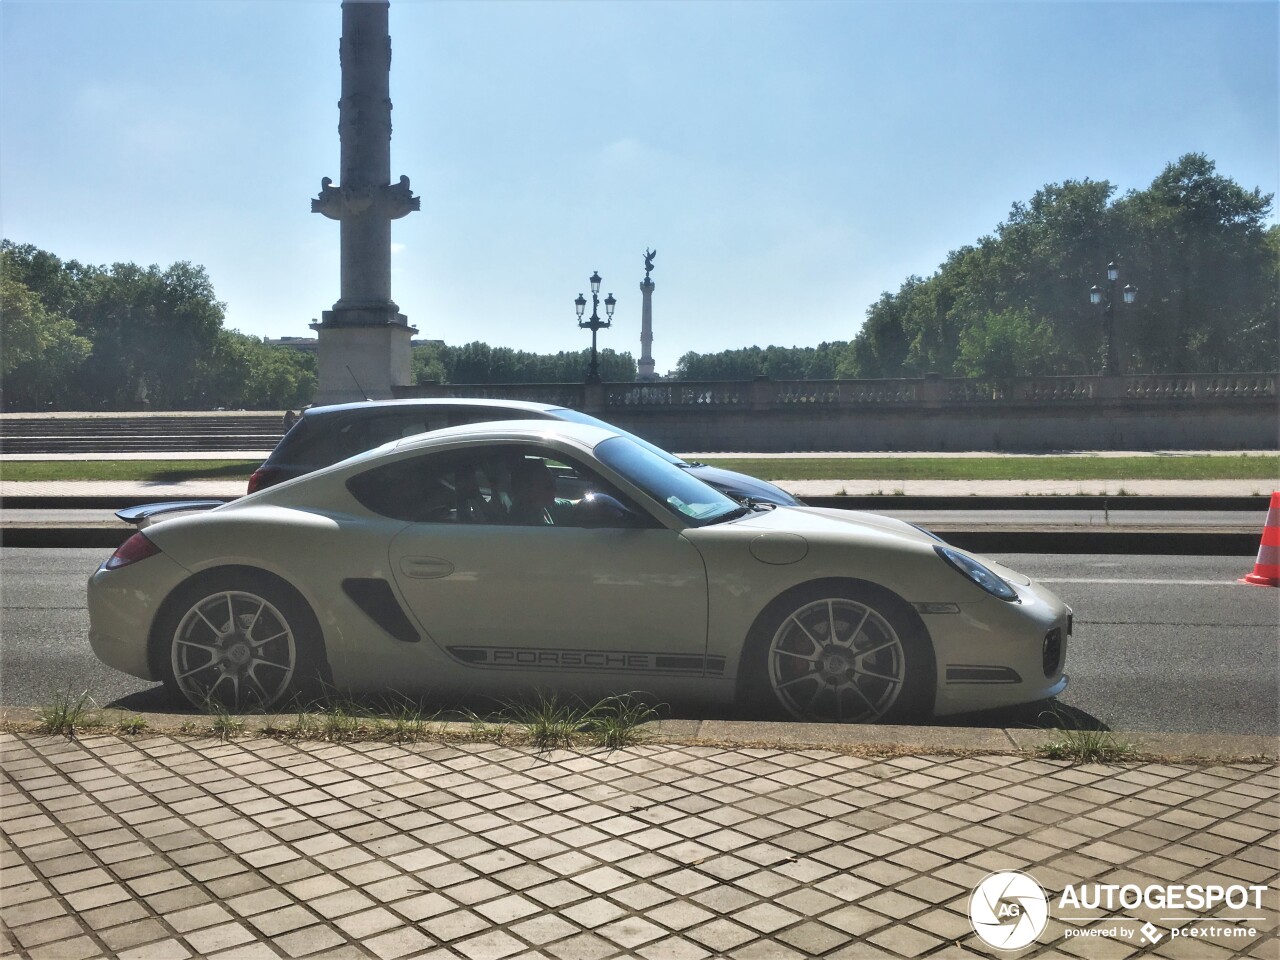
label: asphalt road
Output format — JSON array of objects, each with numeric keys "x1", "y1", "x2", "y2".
[{"x1": 1, "y1": 548, "x2": 1275, "y2": 737}]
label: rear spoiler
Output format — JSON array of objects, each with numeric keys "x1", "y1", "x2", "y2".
[{"x1": 115, "y1": 500, "x2": 228, "y2": 528}]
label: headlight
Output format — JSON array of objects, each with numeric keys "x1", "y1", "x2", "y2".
[{"x1": 934, "y1": 546, "x2": 1019, "y2": 602}]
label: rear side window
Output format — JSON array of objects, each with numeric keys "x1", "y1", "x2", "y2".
[
  {"x1": 347, "y1": 449, "x2": 511, "y2": 523},
  {"x1": 273, "y1": 410, "x2": 455, "y2": 470}
]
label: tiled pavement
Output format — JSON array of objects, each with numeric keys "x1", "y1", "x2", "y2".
[{"x1": 1, "y1": 733, "x2": 1276, "y2": 960}]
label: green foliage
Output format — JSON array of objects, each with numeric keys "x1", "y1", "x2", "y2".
[
  {"x1": 1036, "y1": 705, "x2": 1133, "y2": 764},
  {"x1": 851, "y1": 154, "x2": 1277, "y2": 378},
  {"x1": 0, "y1": 257, "x2": 92, "y2": 407},
  {"x1": 956, "y1": 309, "x2": 1060, "y2": 379},
  {"x1": 674, "y1": 342, "x2": 852, "y2": 381},
  {"x1": 413, "y1": 341, "x2": 636, "y2": 384},
  {"x1": 192, "y1": 330, "x2": 317, "y2": 410},
  {"x1": 2, "y1": 240, "x2": 313, "y2": 411},
  {"x1": 37, "y1": 689, "x2": 100, "y2": 737},
  {"x1": 694, "y1": 454, "x2": 1279, "y2": 482}
]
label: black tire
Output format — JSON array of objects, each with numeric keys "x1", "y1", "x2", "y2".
[
  {"x1": 739, "y1": 582, "x2": 935, "y2": 724},
  {"x1": 153, "y1": 570, "x2": 326, "y2": 713}
]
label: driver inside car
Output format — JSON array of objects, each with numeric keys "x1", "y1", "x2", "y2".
[{"x1": 507, "y1": 457, "x2": 578, "y2": 526}]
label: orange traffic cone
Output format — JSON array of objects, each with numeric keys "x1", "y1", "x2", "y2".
[{"x1": 1241, "y1": 491, "x2": 1280, "y2": 587}]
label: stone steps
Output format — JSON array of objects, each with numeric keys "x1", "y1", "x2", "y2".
[{"x1": 1, "y1": 414, "x2": 283, "y2": 454}]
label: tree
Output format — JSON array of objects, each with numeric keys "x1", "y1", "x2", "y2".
[
  {"x1": 673, "y1": 343, "x2": 852, "y2": 381},
  {"x1": 955, "y1": 309, "x2": 1060, "y2": 380},
  {"x1": 192, "y1": 331, "x2": 317, "y2": 410},
  {"x1": 0, "y1": 262, "x2": 91, "y2": 409},
  {"x1": 72, "y1": 260, "x2": 225, "y2": 408},
  {"x1": 849, "y1": 155, "x2": 1275, "y2": 377},
  {"x1": 3, "y1": 240, "x2": 313, "y2": 410},
  {"x1": 411, "y1": 342, "x2": 636, "y2": 384},
  {"x1": 1111, "y1": 153, "x2": 1277, "y2": 372}
]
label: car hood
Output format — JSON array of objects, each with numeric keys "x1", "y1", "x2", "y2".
[
  {"x1": 754, "y1": 504, "x2": 940, "y2": 544},
  {"x1": 683, "y1": 463, "x2": 801, "y2": 506},
  {"x1": 720, "y1": 504, "x2": 1033, "y2": 585}
]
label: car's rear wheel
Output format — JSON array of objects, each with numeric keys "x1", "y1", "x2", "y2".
[
  {"x1": 744, "y1": 584, "x2": 933, "y2": 724},
  {"x1": 158, "y1": 573, "x2": 322, "y2": 712}
]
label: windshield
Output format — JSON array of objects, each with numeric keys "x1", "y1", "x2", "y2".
[
  {"x1": 549, "y1": 408, "x2": 685, "y2": 466},
  {"x1": 595, "y1": 436, "x2": 741, "y2": 525}
]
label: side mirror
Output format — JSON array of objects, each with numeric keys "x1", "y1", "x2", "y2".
[{"x1": 578, "y1": 492, "x2": 645, "y2": 528}]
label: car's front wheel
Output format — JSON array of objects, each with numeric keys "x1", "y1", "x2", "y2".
[
  {"x1": 744, "y1": 584, "x2": 934, "y2": 724},
  {"x1": 157, "y1": 573, "x2": 322, "y2": 712}
]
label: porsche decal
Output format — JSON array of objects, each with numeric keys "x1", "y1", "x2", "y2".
[{"x1": 449, "y1": 646, "x2": 725, "y2": 675}]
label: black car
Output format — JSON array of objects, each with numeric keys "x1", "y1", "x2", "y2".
[{"x1": 249, "y1": 399, "x2": 801, "y2": 506}]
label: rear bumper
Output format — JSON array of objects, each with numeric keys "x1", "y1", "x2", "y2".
[{"x1": 87, "y1": 553, "x2": 191, "y2": 681}]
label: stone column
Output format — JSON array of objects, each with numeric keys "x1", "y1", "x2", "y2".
[
  {"x1": 310, "y1": 0, "x2": 419, "y2": 404},
  {"x1": 638, "y1": 249, "x2": 657, "y2": 381}
]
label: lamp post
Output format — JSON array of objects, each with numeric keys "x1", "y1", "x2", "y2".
[
  {"x1": 1089, "y1": 260, "x2": 1137, "y2": 376},
  {"x1": 575, "y1": 271, "x2": 615, "y2": 383}
]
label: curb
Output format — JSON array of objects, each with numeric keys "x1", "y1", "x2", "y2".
[{"x1": 3, "y1": 709, "x2": 1273, "y2": 762}]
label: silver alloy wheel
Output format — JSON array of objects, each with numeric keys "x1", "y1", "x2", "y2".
[
  {"x1": 171, "y1": 590, "x2": 297, "y2": 711},
  {"x1": 766, "y1": 597, "x2": 905, "y2": 722}
]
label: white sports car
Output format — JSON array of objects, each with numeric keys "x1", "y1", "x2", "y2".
[{"x1": 88, "y1": 421, "x2": 1070, "y2": 722}]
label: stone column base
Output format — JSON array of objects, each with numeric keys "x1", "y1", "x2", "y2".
[{"x1": 311, "y1": 323, "x2": 414, "y2": 405}]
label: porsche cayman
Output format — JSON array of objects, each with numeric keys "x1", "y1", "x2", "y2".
[{"x1": 88, "y1": 421, "x2": 1070, "y2": 722}]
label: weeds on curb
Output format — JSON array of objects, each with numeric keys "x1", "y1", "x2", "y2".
[
  {"x1": 505, "y1": 691, "x2": 663, "y2": 751},
  {"x1": 509, "y1": 693, "x2": 589, "y2": 750},
  {"x1": 587, "y1": 694, "x2": 663, "y2": 750},
  {"x1": 320, "y1": 700, "x2": 367, "y2": 740},
  {"x1": 1036, "y1": 705, "x2": 1133, "y2": 764},
  {"x1": 209, "y1": 713, "x2": 246, "y2": 742},
  {"x1": 37, "y1": 689, "x2": 99, "y2": 737},
  {"x1": 375, "y1": 693, "x2": 439, "y2": 743},
  {"x1": 459, "y1": 708, "x2": 508, "y2": 743},
  {"x1": 115, "y1": 714, "x2": 148, "y2": 735}
]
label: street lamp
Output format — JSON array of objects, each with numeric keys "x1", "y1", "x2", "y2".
[
  {"x1": 1088, "y1": 260, "x2": 1137, "y2": 375},
  {"x1": 575, "y1": 271, "x2": 615, "y2": 383}
]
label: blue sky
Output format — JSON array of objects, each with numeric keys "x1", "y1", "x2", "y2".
[{"x1": 3, "y1": 0, "x2": 1276, "y2": 374}]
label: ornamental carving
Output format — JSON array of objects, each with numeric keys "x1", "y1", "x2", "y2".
[{"x1": 311, "y1": 176, "x2": 420, "y2": 220}]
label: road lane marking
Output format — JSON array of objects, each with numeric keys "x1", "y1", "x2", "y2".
[{"x1": 1037, "y1": 578, "x2": 1243, "y2": 586}]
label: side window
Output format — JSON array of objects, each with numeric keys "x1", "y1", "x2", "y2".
[
  {"x1": 347, "y1": 450, "x2": 508, "y2": 523},
  {"x1": 346, "y1": 444, "x2": 656, "y2": 528},
  {"x1": 504, "y1": 447, "x2": 657, "y2": 529}
]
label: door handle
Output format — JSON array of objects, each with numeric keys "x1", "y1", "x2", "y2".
[{"x1": 400, "y1": 556, "x2": 455, "y2": 579}]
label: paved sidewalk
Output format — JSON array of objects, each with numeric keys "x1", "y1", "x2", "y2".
[{"x1": 2, "y1": 732, "x2": 1276, "y2": 960}]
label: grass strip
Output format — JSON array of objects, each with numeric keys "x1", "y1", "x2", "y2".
[
  {"x1": 1, "y1": 460, "x2": 259, "y2": 482},
  {"x1": 2, "y1": 454, "x2": 1276, "y2": 483},
  {"x1": 695, "y1": 455, "x2": 1279, "y2": 482}
]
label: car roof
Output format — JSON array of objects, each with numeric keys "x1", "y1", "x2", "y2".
[
  {"x1": 391, "y1": 418, "x2": 623, "y2": 454},
  {"x1": 303, "y1": 398, "x2": 562, "y2": 416}
]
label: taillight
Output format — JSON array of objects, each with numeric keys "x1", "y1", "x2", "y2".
[
  {"x1": 247, "y1": 465, "x2": 280, "y2": 494},
  {"x1": 105, "y1": 533, "x2": 160, "y2": 570}
]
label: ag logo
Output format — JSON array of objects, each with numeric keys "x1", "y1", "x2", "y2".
[{"x1": 969, "y1": 871, "x2": 1049, "y2": 950}]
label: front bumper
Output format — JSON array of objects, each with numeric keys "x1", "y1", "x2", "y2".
[{"x1": 923, "y1": 576, "x2": 1072, "y2": 716}]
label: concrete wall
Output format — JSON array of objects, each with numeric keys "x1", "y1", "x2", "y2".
[{"x1": 396, "y1": 373, "x2": 1278, "y2": 452}]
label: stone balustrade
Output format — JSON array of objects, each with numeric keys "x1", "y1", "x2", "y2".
[
  {"x1": 0, "y1": 373, "x2": 1271, "y2": 455},
  {"x1": 391, "y1": 372, "x2": 1277, "y2": 452},
  {"x1": 399, "y1": 372, "x2": 1275, "y2": 410}
]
